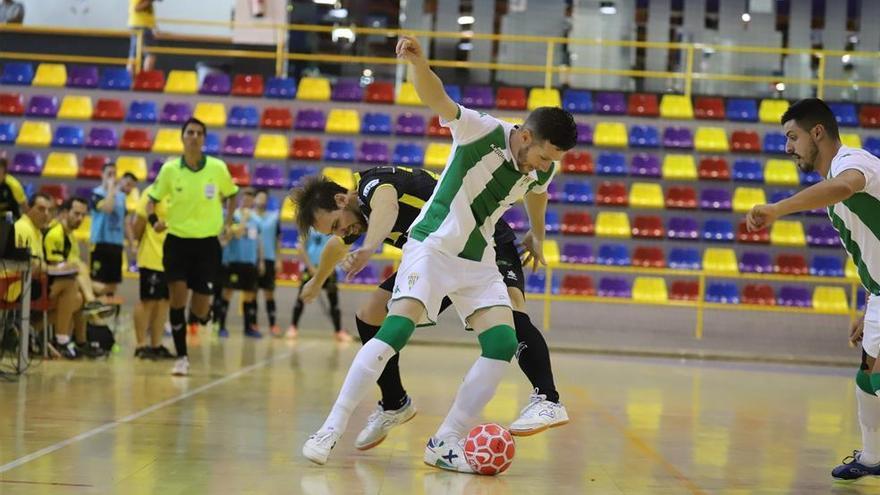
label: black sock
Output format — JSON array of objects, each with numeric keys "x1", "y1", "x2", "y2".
[
  {"x1": 243, "y1": 300, "x2": 257, "y2": 330},
  {"x1": 327, "y1": 289, "x2": 341, "y2": 331},
  {"x1": 216, "y1": 298, "x2": 230, "y2": 329},
  {"x1": 513, "y1": 311, "x2": 559, "y2": 403},
  {"x1": 292, "y1": 298, "x2": 304, "y2": 327},
  {"x1": 170, "y1": 307, "x2": 187, "y2": 357},
  {"x1": 356, "y1": 315, "x2": 408, "y2": 410},
  {"x1": 266, "y1": 299, "x2": 276, "y2": 326}
]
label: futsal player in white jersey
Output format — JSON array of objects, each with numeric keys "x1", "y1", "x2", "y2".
[
  {"x1": 302, "y1": 35, "x2": 578, "y2": 470},
  {"x1": 746, "y1": 98, "x2": 880, "y2": 482}
]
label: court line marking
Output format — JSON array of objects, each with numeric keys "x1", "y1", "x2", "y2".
[{"x1": 0, "y1": 345, "x2": 306, "y2": 474}]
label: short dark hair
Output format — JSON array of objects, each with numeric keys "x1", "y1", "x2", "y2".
[
  {"x1": 181, "y1": 117, "x2": 207, "y2": 137},
  {"x1": 524, "y1": 106, "x2": 578, "y2": 151},
  {"x1": 242, "y1": 187, "x2": 256, "y2": 197},
  {"x1": 780, "y1": 98, "x2": 840, "y2": 140},
  {"x1": 122, "y1": 172, "x2": 138, "y2": 182},
  {"x1": 28, "y1": 192, "x2": 53, "y2": 208},
  {"x1": 102, "y1": 162, "x2": 116, "y2": 172},
  {"x1": 290, "y1": 176, "x2": 346, "y2": 235},
  {"x1": 60, "y1": 196, "x2": 88, "y2": 212}
]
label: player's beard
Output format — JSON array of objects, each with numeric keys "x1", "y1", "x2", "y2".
[
  {"x1": 794, "y1": 141, "x2": 819, "y2": 173},
  {"x1": 516, "y1": 144, "x2": 533, "y2": 173}
]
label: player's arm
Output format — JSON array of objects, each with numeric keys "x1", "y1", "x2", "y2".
[
  {"x1": 521, "y1": 190, "x2": 548, "y2": 271},
  {"x1": 299, "y1": 235, "x2": 348, "y2": 302},
  {"x1": 396, "y1": 35, "x2": 458, "y2": 122},
  {"x1": 747, "y1": 169, "x2": 865, "y2": 231},
  {"x1": 341, "y1": 186, "x2": 398, "y2": 280},
  {"x1": 131, "y1": 212, "x2": 147, "y2": 241}
]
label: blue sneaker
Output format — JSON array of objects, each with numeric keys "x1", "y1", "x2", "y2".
[
  {"x1": 832, "y1": 450, "x2": 880, "y2": 481},
  {"x1": 217, "y1": 328, "x2": 229, "y2": 338},
  {"x1": 244, "y1": 327, "x2": 263, "y2": 339}
]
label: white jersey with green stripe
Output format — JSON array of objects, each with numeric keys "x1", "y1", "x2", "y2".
[
  {"x1": 827, "y1": 145, "x2": 880, "y2": 295},
  {"x1": 409, "y1": 105, "x2": 556, "y2": 263}
]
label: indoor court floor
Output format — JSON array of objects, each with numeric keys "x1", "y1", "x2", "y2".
[{"x1": 1, "y1": 329, "x2": 879, "y2": 495}]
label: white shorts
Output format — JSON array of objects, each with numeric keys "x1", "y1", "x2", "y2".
[
  {"x1": 390, "y1": 239, "x2": 511, "y2": 326},
  {"x1": 864, "y1": 294, "x2": 880, "y2": 358}
]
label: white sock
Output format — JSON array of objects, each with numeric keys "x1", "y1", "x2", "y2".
[
  {"x1": 320, "y1": 338, "x2": 396, "y2": 434},
  {"x1": 435, "y1": 357, "x2": 509, "y2": 440},
  {"x1": 56, "y1": 334, "x2": 71, "y2": 345},
  {"x1": 857, "y1": 386, "x2": 880, "y2": 465}
]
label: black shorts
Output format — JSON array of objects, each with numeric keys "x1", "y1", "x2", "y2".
[
  {"x1": 90, "y1": 243, "x2": 123, "y2": 284},
  {"x1": 163, "y1": 234, "x2": 222, "y2": 295},
  {"x1": 257, "y1": 259, "x2": 276, "y2": 290},
  {"x1": 223, "y1": 262, "x2": 258, "y2": 291},
  {"x1": 139, "y1": 268, "x2": 168, "y2": 301}
]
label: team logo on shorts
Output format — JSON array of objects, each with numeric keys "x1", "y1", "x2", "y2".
[
  {"x1": 506, "y1": 270, "x2": 518, "y2": 281},
  {"x1": 407, "y1": 273, "x2": 419, "y2": 289}
]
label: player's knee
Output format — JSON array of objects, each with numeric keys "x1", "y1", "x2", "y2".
[{"x1": 478, "y1": 325, "x2": 518, "y2": 362}]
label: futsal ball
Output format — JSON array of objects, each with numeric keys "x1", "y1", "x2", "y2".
[{"x1": 463, "y1": 423, "x2": 515, "y2": 475}]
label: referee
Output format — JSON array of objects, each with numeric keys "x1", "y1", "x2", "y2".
[{"x1": 147, "y1": 117, "x2": 239, "y2": 376}]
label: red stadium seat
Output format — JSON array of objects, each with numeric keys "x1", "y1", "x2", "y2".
[
  {"x1": 670, "y1": 280, "x2": 699, "y2": 301},
  {"x1": 261, "y1": 107, "x2": 293, "y2": 129},
  {"x1": 627, "y1": 93, "x2": 659, "y2": 117},
  {"x1": 496, "y1": 87, "x2": 527, "y2": 110},
  {"x1": 694, "y1": 96, "x2": 725, "y2": 120},
  {"x1": 561, "y1": 274, "x2": 595, "y2": 296},
  {"x1": 278, "y1": 260, "x2": 301, "y2": 281},
  {"x1": 737, "y1": 221, "x2": 770, "y2": 244},
  {"x1": 698, "y1": 157, "x2": 730, "y2": 181},
  {"x1": 132, "y1": 70, "x2": 166, "y2": 92},
  {"x1": 227, "y1": 162, "x2": 250, "y2": 186},
  {"x1": 231, "y1": 74, "x2": 264, "y2": 97},
  {"x1": 561, "y1": 151, "x2": 594, "y2": 174},
  {"x1": 632, "y1": 247, "x2": 665, "y2": 268},
  {"x1": 0, "y1": 92, "x2": 24, "y2": 116},
  {"x1": 119, "y1": 128, "x2": 152, "y2": 151},
  {"x1": 596, "y1": 181, "x2": 628, "y2": 206},
  {"x1": 742, "y1": 284, "x2": 775, "y2": 305},
  {"x1": 561, "y1": 211, "x2": 594, "y2": 236},
  {"x1": 79, "y1": 154, "x2": 109, "y2": 179},
  {"x1": 427, "y1": 115, "x2": 451, "y2": 138},
  {"x1": 290, "y1": 137, "x2": 322, "y2": 160},
  {"x1": 93, "y1": 98, "x2": 125, "y2": 121},
  {"x1": 38, "y1": 184, "x2": 68, "y2": 205},
  {"x1": 665, "y1": 186, "x2": 697, "y2": 209},
  {"x1": 731, "y1": 130, "x2": 761, "y2": 153},
  {"x1": 774, "y1": 254, "x2": 808, "y2": 276},
  {"x1": 631, "y1": 215, "x2": 664, "y2": 239},
  {"x1": 365, "y1": 81, "x2": 394, "y2": 104},
  {"x1": 859, "y1": 105, "x2": 880, "y2": 128}
]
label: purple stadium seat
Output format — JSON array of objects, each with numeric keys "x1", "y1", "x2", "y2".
[
  {"x1": 576, "y1": 123, "x2": 593, "y2": 145},
  {"x1": 200, "y1": 73, "x2": 231, "y2": 95},
  {"x1": 148, "y1": 159, "x2": 163, "y2": 181},
  {"x1": 85, "y1": 127, "x2": 118, "y2": 149},
  {"x1": 598, "y1": 277, "x2": 631, "y2": 298},
  {"x1": 667, "y1": 217, "x2": 699, "y2": 240},
  {"x1": 699, "y1": 189, "x2": 732, "y2": 211},
  {"x1": 160, "y1": 102, "x2": 193, "y2": 124},
  {"x1": 223, "y1": 134, "x2": 255, "y2": 157},
  {"x1": 595, "y1": 92, "x2": 626, "y2": 115},
  {"x1": 252, "y1": 164, "x2": 285, "y2": 188},
  {"x1": 67, "y1": 65, "x2": 99, "y2": 88},
  {"x1": 503, "y1": 208, "x2": 528, "y2": 232},
  {"x1": 561, "y1": 243, "x2": 594, "y2": 264},
  {"x1": 11, "y1": 152, "x2": 42, "y2": 175},
  {"x1": 807, "y1": 224, "x2": 841, "y2": 248},
  {"x1": 395, "y1": 113, "x2": 426, "y2": 136},
  {"x1": 26, "y1": 95, "x2": 59, "y2": 117},
  {"x1": 461, "y1": 85, "x2": 494, "y2": 109},
  {"x1": 331, "y1": 79, "x2": 363, "y2": 102},
  {"x1": 739, "y1": 251, "x2": 773, "y2": 273},
  {"x1": 359, "y1": 141, "x2": 389, "y2": 164},
  {"x1": 778, "y1": 286, "x2": 812, "y2": 307},
  {"x1": 631, "y1": 153, "x2": 661, "y2": 177},
  {"x1": 663, "y1": 126, "x2": 694, "y2": 149},
  {"x1": 294, "y1": 109, "x2": 326, "y2": 132}
]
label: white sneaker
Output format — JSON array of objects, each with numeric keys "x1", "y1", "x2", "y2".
[
  {"x1": 355, "y1": 397, "x2": 417, "y2": 450},
  {"x1": 171, "y1": 357, "x2": 189, "y2": 376},
  {"x1": 424, "y1": 436, "x2": 475, "y2": 473},
  {"x1": 509, "y1": 390, "x2": 569, "y2": 436},
  {"x1": 303, "y1": 428, "x2": 341, "y2": 465}
]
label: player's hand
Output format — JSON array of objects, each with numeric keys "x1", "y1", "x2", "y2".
[
  {"x1": 850, "y1": 313, "x2": 866, "y2": 347},
  {"x1": 341, "y1": 247, "x2": 373, "y2": 282},
  {"x1": 746, "y1": 204, "x2": 779, "y2": 232},
  {"x1": 152, "y1": 220, "x2": 167, "y2": 233},
  {"x1": 396, "y1": 35, "x2": 426, "y2": 64},
  {"x1": 520, "y1": 230, "x2": 546, "y2": 273},
  {"x1": 300, "y1": 277, "x2": 321, "y2": 303}
]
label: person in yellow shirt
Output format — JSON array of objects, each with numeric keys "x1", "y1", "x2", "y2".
[
  {"x1": 0, "y1": 157, "x2": 27, "y2": 220},
  {"x1": 14, "y1": 193, "x2": 50, "y2": 275},
  {"x1": 131, "y1": 184, "x2": 174, "y2": 360},
  {"x1": 127, "y1": 0, "x2": 158, "y2": 72}
]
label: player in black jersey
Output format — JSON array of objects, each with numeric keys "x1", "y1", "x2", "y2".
[{"x1": 291, "y1": 166, "x2": 568, "y2": 450}]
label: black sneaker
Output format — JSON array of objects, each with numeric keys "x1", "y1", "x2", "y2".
[
  {"x1": 55, "y1": 341, "x2": 81, "y2": 360},
  {"x1": 77, "y1": 341, "x2": 107, "y2": 359},
  {"x1": 134, "y1": 346, "x2": 155, "y2": 359},
  {"x1": 151, "y1": 345, "x2": 175, "y2": 360}
]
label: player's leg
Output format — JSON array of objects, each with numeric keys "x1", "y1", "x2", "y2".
[
  {"x1": 290, "y1": 279, "x2": 307, "y2": 334},
  {"x1": 50, "y1": 278, "x2": 85, "y2": 359},
  {"x1": 260, "y1": 260, "x2": 280, "y2": 336},
  {"x1": 134, "y1": 269, "x2": 154, "y2": 358},
  {"x1": 242, "y1": 288, "x2": 261, "y2": 338},
  {"x1": 324, "y1": 274, "x2": 351, "y2": 342}
]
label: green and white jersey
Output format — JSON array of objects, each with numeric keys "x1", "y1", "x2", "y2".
[
  {"x1": 409, "y1": 105, "x2": 556, "y2": 263},
  {"x1": 827, "y1": 145, "x2": 880, "y2": 295}
]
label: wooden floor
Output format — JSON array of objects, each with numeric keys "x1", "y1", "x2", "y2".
[{"x1": 1, "y1": 326, "x2": 879, "y2": 494}]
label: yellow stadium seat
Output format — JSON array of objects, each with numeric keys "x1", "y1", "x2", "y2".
[
  {"x1": 297, "y1": 77, "x2": 331, "y2": 101},
  {"x1": 659, "y1": 95, "x2": 694, "y2": 119},
  {"x1": 732, "y1": 187, "x2": 767, "y2": 213},
  {"x1": 502, "y1": 116, "x2": 524, "y2": 125},
  {"x1": 254, "y1": 134, "x2": 288, "y2": 160},
  {"x1": 325, "y1": 109, "x2": 361, "y2": 134},
  {"x1": 527, "y1": 88, "x2": 561, "y2": 110},
  {"x1": 42, "y1": 152, "x2": 78, "y2": 178},
  {"x1": 543, "y1": 239, "x2": 560, "y2": 266},
  {"x1": 323, "y1": 166, "x2": 355, "y2": 190},
  {"x1": 152, "y1": 128, "x2": 183, "y2": 154},
  {"x1": 425, "y1": 143, "x2": 452, "y2": 168},
  {"x1": 632, "y1": 277, "x2": 668, "y2": 303},
  {"x1": 813, "y1": 286, "x2": 848, "y2": 313},
  {"x1": 193, "y1": 102, "x2": 227, "y2": 127},
  {"x1": 32, "y1": 63, "x2": 67, "y2": 87},
  {"x1": 164, "y1": 70, "x2": 198, "y2": 94},
  {"x1": 74, "y1": 216, "x2": 91, "y2": 242},
  {"x1": 770, "y1": 220, "x2": 806, "y2": 246},
  {"x1": 115, "y1": 156, "x2": 148, "y2": 181},
  {"x1": 703, "y1": 248, "x2": 738, "y2": 274},
  {"x1": 381, "y1": 243, "x2": 402, "y2": 261},
  {"x1": 57, "y1": 96, "x2": 93, "y2": 120},
  {"x1": 661, "y1": 154, "x2": 697, "y2": 180},
  {"x1": 396, "y1": 82, "x2": 423, "y2": 106},
  {"x1": 764, "y1": 159, "x2": 800, "y2": 185},
  {"x1": 629, "y1": 182, "x2": 664, "y2": 209},
  {"x1": 759, "y1": 99, "x2": 789, "y2": 124},
  {"x1": 15, "y1": 121, "x2": 51, "y2": 147},
  {"x1": 694, "y1": 127, "x2": 729, "y2": 153},
  {"x1": 595, "y1": 211, "x2": 631, "y2": 238},
  {"x1": 841, "y1": 133, "x2": 862, "y2": 148},
  {"x1": 845, "y1": 258, "x2": 858, "y2": 280},
  {"x1": 281, "y1": 197, "x2": 296, "y2": 222},
  {"x1": 593, "y1": 122, "x2": 628, "y2": 148}
]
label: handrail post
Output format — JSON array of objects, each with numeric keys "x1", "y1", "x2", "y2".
[
  {"x1": 544, "y1": 41, "x2": 555, "y2": 90},
  {"x1": 134, "y1": 28, "x2": 144, "y2": 74},
  {"x1": 695, "y1": 273, "x2": 706, "y2": 339},
  {"x1": 542, "y1": 266, "x2": 553, "y2": 331},
  {"x1": 684, "y1": 45, "x2": 695, "y2": 99},
  {"x1": 817, "y1": 52, "x2": 826, "y2": 99},
  {"x1": 275, "y1": 26, "x2": 285, "y2": 78}
]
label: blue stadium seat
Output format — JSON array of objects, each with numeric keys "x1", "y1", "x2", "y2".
[
  {"x1": 0, "y1": 121, "x2": 17, "y2": 144},
  {"x1": 562, "y1": 180, "x2": 594, "y2": 204},
  {"x1": 526, "y1": 272, "x2": 546, "y2": 294},
  {"x1": 99, "y1": 67, "x2": 132, "y2": 90},
  {"x1": 1, "y1": 62, "x2": 34, "y2": 85},
  {"x1": 227, "y1": 106, "x2": 260, "y2": 128},
  {"x1": 830, "y1": 103, "x2": 858, "y2": 127},
  {"x1": 288, "y1": 166, "x2": 319, "y2": 188},
  {"x1": 801, "y1": 171, "x2": 822, "y2": 186},
  {"x1": 668, "y1": 248, "x2": 701, "y2": 270},
  {"x1": 597, "y1": 244, "x2": 630, "y2": 266},
  {"x1": 596, "y1": 152, "x2": 627, "y2": 176},
  {"x1": 127, "y1": 100, "x2": 158, "y2": 123},
  {"x1": 325, "y1": 139, "x2": 356, "y2": 162},
  {"x1": 769, "y1": 189, "x2": 796, "y2": 205},
  {"x1": 202, "y1": 133, "x2": 221, "y2": 155},
  {"x1": 52, "y1": 125, "x2": 85, "y2": 148},
  {"x1": 763, "y1": 132, "x2": 786, "y2": 154},
  {"x1": 726, "y1": 98, "x2": 758, "y2": 122},
  {"x1": 545, "y1": 210, "x2": 561, "y2": 234},
  {"x1": 706, "y1": 283, "x2": 740, "y2": 304},
  {"x1": 265, "y1": 77, "x2": 297, "y2": 99},
  {"x1": 703, "y1": 219, "x2": 735, "y2": 243},
  {"x1": 392, "y1": 143, "x2": 424, "y2": 166},
  {"x1": 810, "y1": 256, "x2": 844, "y2": 277},
  {"x1": 362, "y1": 112, "x2": 392, "y2": 135},
  {"x1": 628, "y1": 125, "x2": 660, "y2": 148},
  {"x1": 444, "y1": 84, "x2": 462, "y2": 103},
  {"x1": 280, "y1": 227, "x2": 299, "y2": 249},
  {"x1": 562, "y1": 89, "x2": 593, "y2": 114},
  {"x1": 864, "y1": 136, "x2": 880, "y2": 158},
  {"x1": 732, "y1": 159, "x2": 763, "y2": 182}
]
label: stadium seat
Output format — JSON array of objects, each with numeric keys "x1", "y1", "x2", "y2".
[
  {"x1": 152, "y1": 128, "x2": 183, "y2": 154},
  {"x1": 563, "y1": 89, "x2": 592, "y2": 114},
  {"x1": 737, "y1": 221, "x2": 770, "y2": 244},
  {"x1": 741, "y1": 284, "x2": 775, "y2": 306},
  {"x1": 560, "y1": 274, "x2": 595, "y2": 296},
  {"x1": 0, "y1": 92, "x2": 24, "y2": 115},
  {"x1": 278, "y1": 259, "x2": 301, "y2": 281},
  {"x1": 702, "y1": 219, "x2": 735, "y2": 243},
  {"x1": 16, "y1": 121, "x2": 51, "y2": 147},
  {"x1": 200, "y1": 72, "x2": 231, "y2": 95},
  {"x1": 115, "y1": 156, "x2": 147, "y2": 181},
  {"x1": 595, "y1": 92, "x2": 626, "y2": 115},
  {"x1": 762, "y1": 132, "x2": 786, "y2": 154},
  {"x1": 51, "y1": 125, "x2": 84, "y2": 148},
  {"x1": 325, "y1": 139, "x2": 356, "y2": 162},
  {"x1": 359, "y1": 141, "x2": 390, "y2": 164},
  {"x1": 79, "y1": 154, "x2": 108, "y2": 179},
  {"x1": 85, "y1": 127, "x2": 117, "y2": 149},
  {"x1": 841, "y1": 133, "x2": 862, "y2": 149},
  {"x1": 503, "y1": 208, "x2": 528, "y2": 232},
  {"x1": 770, "y1": 220, "x2": 806, "y2": 246},
  {"x1": 778, "y1": 286, "x2": 812, "y2": 308},
  {"x1": 42, "y1": 152, "x2": 78, "y2": 178},
  {"x1": 561, "y1": 243, "x2": 594, "y2": 264},
  {"x1": 813, "y1": 286, "x2": 848, "y2": 312},
  {"x1": 659, "y1": 95, "x2": 693, "y2": 119},
  {"x1": 497, "y1": 87, "x2": 527, "y2": 110},
  {"x1": 864, "y1": 137, "x2": 880, "y2": 158},
  {"x1": 128, "y1": 100, "x2": 158, "y2": 123},
  {"x1": 0, "y1": 121, "x2": 16, "y2": 144},
  {"x1": 694, "y1": 127, "x2": 729, "y2": 152},
  {"x1": 261, "y1": 107, "x2": 293, "y2": 130},
  {"x1": 228, "y1": 106, "x2": 259, "y2": 128},
  {"x1": 330, "y1": 79, "x2": 363, "y2": 102},
  {"x1": 231, "y1": 74, "x2": 264, "y2": 97},
  {"x1": 705, "y1": 283, "x2": 739, "y2": 304},
  {"x1": 860, "y1": 105, "x2": 880, "y2": 128},
  {"x1": 462, "y1": 85, "x2": 494, "y2": 108},
  {"x1": 290, "y1": 137, "x2": 322, "y2": 160},
  {"x1": 119, "y1": 128, "x2": 152, "y2": 151},
  {"x1": 598, "y1": 277, "x2": 631, "y2": 298},
  {"x1": 396, "y1": 82, "x2": 422, "y2": 105},
  {"x1": 93, "y1": 99, "x2": 125, "y2": 121},
  {"x1": 670, "y1": 280, "x2": 700, "y2": 301},
  {"x1": 227, "y1": 163, "x2": 251, "y2": 186},
  {"x1": 627, "y1": 93, "x2": 658, "y2": 117},
  {"x1": 26, "y1": 95, "x2": 58, "y2": 117},
  {"x1": 595, "y1": 212, "x2": 630, "y2": 238},
  {"x1": 661, "y1": 154, "x2": 697, "y2": 180},
  {"x1": 392, "y1": 143, "x2": 424, "y2": 166},
  {"x1": 223, "y1": 134, "x2": 256, "y2": 157},
  {"x1": 1, "y1": 62, "x2": 33, "y2": 85},
  {"x1": 193, "y1": 102, "x2": 227, "y2": 127},
  {"x1": 396, "y1": 113, "x2": 426, "y2": 136},
  {"x1": 669, "y1": 248, "x2": 701, "y2": 270},
  {"x1": 576, "y1": 122, "x2": 593, "y2": 145},
  {"x1": 294, "y1": 109, "x2": 326, "y2": 132},
  {"x1": 593, "y1": 122, "x2": 627, "y2": 148},
  {"x1": 254, "y1": 134, "x2": 289, "y2": 160},
  {"x1": 203, "y1": 133, "x2": 221, "y2": 155},
  {"x1": 810, "y1": 256, "x2": 844, "y2": 277},
  {"x1": 732, "y1": 187, "x2": 767, "y2": 213},
  {"x1": 727, "y1": 98, "x2": 758, "y2": 122},
  {"x1": 596, "y1": 152, "x2": 627, "y2": 176},
  {"x1": 98, "y1": 67, "x2": 131, "y2": 90},
  {"x1": 362, "y1": 112, "x2": 392, "y2": 135},
  {"x1": 561, "y1": 151, "x2": 593, "y2": 174},
  {"x1": 33, "y1": 63, "x2": 66, "y2": 87},
  {"x1": 628, "y1": 182, "x2": 663, "y2": 209},
  {"x1": 631, "y1": 215, "x2": 664, "y2": 239},
  {"x1": 561, "y1": 212, "x2": 594, "y2": 236},
  {"x1": 542, "y1": 239, "x2": 561, "y2": 265},
  {"x1": 703, "y1": 248, "x2": 738, "y2": 273},
  {"x1": 252, "y1": 165, "x2": 286, "y2": 188},
  {"x1": 662, "y1": 126, "x2": 694, "y2": 149},
  {"x1": 265, "y1": 77, "x2": 297, "y2": 99},
  {"x1": 596, "y1": 181, "x2": 628, "y2": 206},
  {"x1": 326, "y1": 109, "x2": 361, "y2": 134},
  {"x1": 632, "y1": 247, "x2": 665, "y2": 268},
  {"x1": 802, "y1": 171, "x2": 823, "y2": 186},
  {"x1": 759, "y1": 99, "x2": 789, "y2": 124},
  {"x1": 806, "y1": 224, "x2": 840, "y2": 248},
  {"x1": 667, "y1": 217, "x2": 699, "y2": 241},
  {"x1": 562, "y1": 181, "x2": 593, "y2": 204},
  {"x1": 628, "y1": 125, "x2": 660, "y2": 148},
  {"x1": 297, "y1": 77, "x2": 331, "y2": 101},
  {"x1": 323, "y1": 166, "x2": 355, "y2": 190},
  {"x1": 147, "y1": 159, "x2": 162, "y2": 181},
  {"x1": 163, "y1": 70, "x2": 197, "y2": 94},
  {"x1": 732, "y1": 159, "x2": 763, "y2": 182},
  {"x1": 66, "y1": 65, "x2": 99, "y2": 89},
  {"x1": 38, "y1": 183, "x2": 68, "y2": 204},
  {"x1": 775, "y1": 254, "x2": 808, "y2": 275},
  {"x1": 699, "y1": 188, "x2": 732, "y2": 211},
  {"x1": 597, "y1": 244, "x2": 630, "y2": 266},
  {"x1": 364, "y1": 81, "x2": 394, "y2": 104},
  {"x1": 287, "y1": 166, "x2": 318, "y2": 188},
  {"x1": 694, "y1": 96, "x2": 725, "y2": 120},
  {"x1": 133, "y1": 70, "x2": 165, "y2": 92},
  {"x1": 731, "y1": 130, "x2": 761, "y2": 153},
  {"x1": 527, "y1": 88, "x2": 561, "y2": 110},
  {"x1": 739, "y1": 251, "x2": 772, "y2": 273},
  {"x1": 765, "y1": 159, "x2": 799, "y2": 185},
  {"x1": 632, "y1": 277, "x2": 667, "y2": 303},
  {"x1": 424, "y1": 142, "x2": 451, "y2": 168},
  {"x1": 546, "y1": 182, "x2": 562, "y2": 203},
  {"x1": 11, "y1": 151, "x2": 43, "y2": 175},
  {"x1": 830, "y1": 103, "x2": 858, "y2": 127}
]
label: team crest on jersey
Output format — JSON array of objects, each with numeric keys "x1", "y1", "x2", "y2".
[{"x1": 407, "y1": 272, "x2": 419, "y2": 289}]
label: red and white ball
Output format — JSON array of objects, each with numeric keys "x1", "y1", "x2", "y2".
[{"x1": 463, "y1": 423, "x2": 516, "y2": 475}]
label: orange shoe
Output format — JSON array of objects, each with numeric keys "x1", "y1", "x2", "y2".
[
  {"x1": 286, "y1": 325, "x2": 298, "y2": 339},
  {"x1": 334, "y1": 329, "x2": 353, "y2": 343},
  {"x1": 270, "y1": 325, "x2": 282, "y2": 338},
  {"x1": 187, "y1": 323, "x2": 199, "y2": 336}
]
